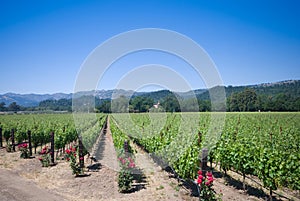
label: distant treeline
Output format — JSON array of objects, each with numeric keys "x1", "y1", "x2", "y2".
[{"x1": 1, "y1": 80, "x2": 299, "y2": 112}]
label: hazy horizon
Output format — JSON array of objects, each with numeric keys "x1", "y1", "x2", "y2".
[{"x1": 1, "y1": 79, "x2": 298, "y2": 95}]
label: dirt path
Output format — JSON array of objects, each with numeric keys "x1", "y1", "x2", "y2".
[{"x1": 0, "y1": 168, "x2": 63, "y2": 201}]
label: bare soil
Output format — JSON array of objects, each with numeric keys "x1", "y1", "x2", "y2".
[{"x1": 0, "y1": 119, "x2": 298, "y2": 201}]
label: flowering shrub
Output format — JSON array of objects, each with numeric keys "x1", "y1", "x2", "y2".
[
  {"x1": 38, "y1": 146, "x2": 51, "y2": 167},
  {"x1": 118, "y1": 155, "x2": 136, "y2": 192},
  {"x1": 195, "y1": 170, "x2": 221, "y2": 201},
  {"x1": 18, "y1": 143, "x2": 29, "y2": 158},
  {"x1": 65, "y1": 146, "x2": 83, "y2": 176}
]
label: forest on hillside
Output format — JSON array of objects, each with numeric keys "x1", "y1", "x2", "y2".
[{"x1": 1, "y1": 80, "x2": 299, "y2": 112}]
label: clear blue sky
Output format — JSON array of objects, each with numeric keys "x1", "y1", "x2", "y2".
[{"x1": 0, "y1": 0, "x2": 299, "y2": 94}]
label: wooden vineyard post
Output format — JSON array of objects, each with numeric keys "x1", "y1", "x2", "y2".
[
  {"x1": 11, "y1": 128, "x2": 15, "y2": 152},
  {"x1": 50, "y1": 131, "x2": 55, "y2": 164},
  {"x1": 0, "y1": 127, "x2": 2, "y2": 148},
  {"x1": 79, "y1": 136, "x2": 84, "y2": 168},
  {"x1": 27, "y1": 130, "x2": 32, "y2": 157},
  {"x1": 201, "y1": 148, "x2": 208, "y2": 174}
]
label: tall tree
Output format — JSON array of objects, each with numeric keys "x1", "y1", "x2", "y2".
[
  {"x1": 130, "y1": 96, "x2": 154, "y2": 112},
  {"x1": 8, "y1": 102, "x2": 21, "y2": 111},
  {"x1": 227, "y1": 88, "x2": 258, "y2": 111},
  {"x1": 161, "y1": 94, "x2": 181, "y2": 112},
  {"x1": 111, "y1": 95, "x2": 128, "y2": 113},
  {"x1": 97, "y1": 100, "x2": 111, "y2": 113},
  {"x1": 0, "y1": 102, "x2": 6, "y2": 111}
]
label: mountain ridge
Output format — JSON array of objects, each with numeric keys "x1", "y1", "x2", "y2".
[{"x1": 0, "y1": 79, "x2": 299, "y2": 107}]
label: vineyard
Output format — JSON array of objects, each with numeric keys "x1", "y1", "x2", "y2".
[
  {"x1": 111, "y1": 112, "x2": 300, "y2": 197},
  {"x1": 0, "y1": 114, "x2": 106, "y2": 154},
  {"x1": 0, "y1": 112, "x2": 299, "y2": 200}
]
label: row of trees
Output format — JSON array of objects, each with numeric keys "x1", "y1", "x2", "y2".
[
  {"x1": 227, "y1": 88, "x2": 300, "y2": 112},
  {"x1": 0, "y1": 102, "x2": 23, "y2": 112},
  {"x1": 1, "y1": 88, "x2": 299, "y2": 113},
  {"x1": 97, "y1": 94, "x2": 212, "y2": 113}
]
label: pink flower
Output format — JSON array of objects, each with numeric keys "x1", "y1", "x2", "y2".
[
  {"x1": 198, "y1": 170, "x2": 203, "y2": 175},
  {"x1": 205, "y1": 180, "x2": 213, "y2": 186},
  {"x1": 197, "y1": 178, "x2": 202, "y2": 184},
  {"x1": 198, "y1": 175, "x2": 203, "y2": 180},
  {"x1": 66, "y1": 149, "x2": 71, "y2": 154},
  {"x1": 18, "y1": 143, "x2": 28, "y2": 149},
  {"x1": 79, "y1": 157, "x2": 84, "y2": 160},
  {"x1": 205, "y1": 181, "x2": 211, "y2": 186},
  {"x1": 206, "y1": 172, "x2": 213, "y2": 177},
  {"x1": 128, "y1": 162, "x2": 135, "y2": 168},
  {"x1": 128, "y1": 157, "x2": 134, "y2": 163}
]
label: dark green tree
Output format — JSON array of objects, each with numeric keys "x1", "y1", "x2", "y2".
[
  {"x1": 111, "y1": 95, "x2": 129, "y2": 113},
  {"x1": 0, "y1": 102, "x2": 6, "y2": 111},
  {"x1": 8, "y1": 102, "x2": 21, "y2": 111},
  {"x1": 130, "y1": 96, "x2": 154, "y2": 112},
  {"x1": 97, "y1": 100, "x2": 111, "y2": 113},
  {"x1": 161, "y1": 94, "x2": 181, "y2": 112},
  {"x1": 181, "y1": 98, "x2": 199, "y2": 112},
  {"x1": 227, "y1": 88, "x2": 258, "y2": 111}
]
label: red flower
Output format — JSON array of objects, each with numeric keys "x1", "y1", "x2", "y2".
[
  {"x1": 128, "y1": 162, "x2": 135, "y2": 168},
  {"x1": 74, "y1": 153, "x2": 76, "y2": 157},
  {"x1": 79, "y1": 157, "x2": 84, "y2": 160},
  {"x1": 198, "y1": 170, "x2": 203, "y2": 175},
  {"x1": 18, "y1": 143, "x2": 28, "y2": 149},
  {"x1": 206, "y1": 172, "x2": 213, "y2": 177},
  {"x1": 128, "y1": 157, "x2": 134, "y2": 163},
  {"x1": 66, "y1": 158, "x2": 70, "y2": 161},
  {"x1": 205, "y1": 181, "x2": 211, "y2": 186},
  {"x1": 66, "y1": 149, "x2": 71, "y2": 154},
  {"x1": 38, "y1": 158, "x2": 43, "y2": 161},
  {"x1": 197, "y1": 178, "x2": 202, "y2": 184},
  {"x1": 198, "y1": 175, "x2": 203, "y2": 180}
]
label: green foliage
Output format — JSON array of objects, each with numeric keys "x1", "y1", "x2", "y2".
[
  {"x1": 18, "y1": 143, "x2": 29, "y2": 159},
  {"x1": 38, "y1": 146, "x2": 51, "y2": 167},
  {"x1": 110, "y1": 117, "x2": 136, "y2": 192},
  {"x1": 39, "y1": 99, "x2": 72, "y2": 111},
  {"x1": 161, "y1": 94, "x2": 181, "y2": 112},
  {"x1": 117, "y1": 154, "x2": 135, "y2": 192},
  {"x1": 227, "y1": 88, "x2": 258, "y2": 111},
  {"x1": 111, "y1": 112, "x2": 300, "y2": 194},
  {"x1": 214, "y1": 113, "x2": 300, "y2": 191},
  {"x1": 65, "y1": 146, "x2": 83, "y2": 176},
  {"x1": 118, "y1": 168, "x2": 134, "y2": 192},
  {"x1": 195, "y1": 171, "x2": 222, "y2": 201},
  {"x1": 129, "y1": 96, "x2": 154, "y2": 112}
]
